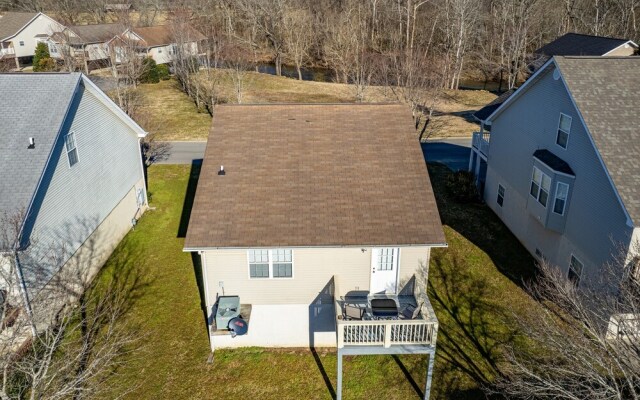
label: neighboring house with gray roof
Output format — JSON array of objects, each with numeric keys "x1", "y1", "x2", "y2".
[
  {"x1": 0, "y1": 72, "x2": 147, "y2": 328},
  {"x1": 469, "y1": 56, "x2": 640, "y2": 293},
  {"x1": 118, "y1": 25, "x2": 205, "y2": 64},
  {"x1": 0, "y1": 12, "x2": 64, "y2": 69},
  {"x1": 47, "y1": 23, "x2": 126, "y2": 73}
]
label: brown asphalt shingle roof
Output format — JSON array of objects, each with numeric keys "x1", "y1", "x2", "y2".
[
  {"x1": 0, "y1": 12, "x2": 38, "y2": 41},
  {"x1": 555, "y1": 56, "x2": 640, "y2": 225},
  {"x1": 184, "y1": 104, "x2": 446, "y2": 249},
  {"x1": 131, "y1": 25, "x2": 204, "y2": 47}
]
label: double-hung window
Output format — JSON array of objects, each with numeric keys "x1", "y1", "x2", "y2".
[
  {"x1": 568, "y1": 255, "x2": 583, "y2": 287},
  {"x1": 248, "y1": 249, "x2": 293, "y2": 279},
  {"x1": 65, "y1": 131, "x2": 79, "y2": 167},
  {"x1": 556, "y1": 113, "x2": 572, "y2": 149},
  {"x1": 497, "y1": 184, "x2": 505, "y2": 207},
  {"x1": 553, "y1": 182, "x2": 569, "y2": 215},
  {"x1": 530, "y1": 166, "x2": 551, "y2": 207}
]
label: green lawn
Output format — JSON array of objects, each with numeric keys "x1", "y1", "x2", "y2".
[{"x1": 93, "y1": 164, "x2": 538, "y2": 399}]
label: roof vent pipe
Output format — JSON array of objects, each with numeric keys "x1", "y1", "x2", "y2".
[
  {"x1": 218, "y1": 165, "x2": 226, "y2": 176},
  {"x1": 27, "y1": 137, "x2": 35, "y2": 149}
]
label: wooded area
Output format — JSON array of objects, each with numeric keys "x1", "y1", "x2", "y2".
[{"x1": 3, "y1": 0, "x2": 639, "y2": 92}]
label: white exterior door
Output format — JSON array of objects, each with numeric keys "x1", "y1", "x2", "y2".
[{"x1": 370, "y1": 248, "x2": 399, "y2": 294}]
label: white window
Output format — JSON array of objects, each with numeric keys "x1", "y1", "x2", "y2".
[
  {"x1": 377, "y1": 248, "x2": 396, "y2": 271},
  {"x1": 568, "y1": 255, "x2": 583, "y2": 287},
  {"x1": 556, "y1": 113, "x2": 572, "y2": 149},
  {"x1": 530, "y1": 166, "x2": 551, "y2": 207},
  {"x1": 553, "y1": 182, "x2": 569, "y2": 215},
  {"x1": 65, "y1": 131, "x2": 78, "y2": 167},
  {"x1": 248, "y1": 249, "x2": 293, "y2": 279},
  {"x1": 497, "y1": 184, "x2": 505, "y2": 207}
]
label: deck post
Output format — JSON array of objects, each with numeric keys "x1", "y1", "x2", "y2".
[
  {"x1": 336, "y1": 350, "x2": 343, "y2": 400},
  {"x1": 424, "y1": 348, "x2": 435, "y2": 400}
]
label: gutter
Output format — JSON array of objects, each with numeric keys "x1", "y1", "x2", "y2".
[{"x1": 183, "y1": 242, "x2": 449, "y2": 252}]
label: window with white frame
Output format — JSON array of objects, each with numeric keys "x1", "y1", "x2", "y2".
[
  {"x1": 497, "y1": 184, "x2": 505, "y2": 207},
  {"x1": 553, "y1": 182, "x2": 569, "y2": 215},
  {"x1": 248, "y1": 249, "x2": 293, "y2": 278},
  {"x1": 556, "y1": 113, "x2": 572, "y2": 149},
  {"x1": 65, "y1": 131, "x2": 78, "y2": 167},
  {"x1": 377, "y1": 248, "x2": 396, "y2": 271},
  {"x1": 568, "y1": 255, "x2": 583, "y2": 287},
  {"x1": 19, "y1": 41, "x2": 24, "y2": 46},
  {"x1": 530, "y1": 166, "x2": 551, "y2": 207}
]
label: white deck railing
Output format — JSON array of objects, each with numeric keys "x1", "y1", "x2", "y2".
[
  {"x1": 336, "y1": 301, "x2": 438, "y2": 348},
  {"x1": 472, "y1": 131, "x2": 490, "y2": 156}
]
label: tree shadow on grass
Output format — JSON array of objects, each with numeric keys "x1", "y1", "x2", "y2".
[
  {"x1": 177, "y1": 160, "x2": 202, "y2": 238},
  {"x1": 427, "y1": 163, "x2": 538, "y2": 288}
]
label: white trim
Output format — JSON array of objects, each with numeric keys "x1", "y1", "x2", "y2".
[
  {"x1": 184, "y1": 242, "x2": 449, "y2": 252},
  {"x1": 485, "y1": 57, "x2": 556, "y2": 123},
  {"x1": 246, "y1": 249, "x2": 295, "y2": 280},
  {"x1": 533, "y1": 156, "x2": 577, "y2": 179},
  {"x1": 80, "y1": 75, "x2": 147, "y2": 138},
  {"x1": 370, "y1": 247, "x2": 400, "y2": 294},
  {"x1": 553, "y1": 181, "x2": 570, "y2": 216},
  {"x1": 64, "y1": 130, "x2": 79, "y2": 168},
  {"x1": 0, "y1": 12, "x2": 51, "y2": 42},
  {"x1": 556, "y1": 113, "x2": 572, "y2": 150},
  {"x1": 497, "y1": 184, "x2": 505, "y2": 207},
  {"x1": 601, "y1": 40, "x2": 639, "y2": 56},
  {"x1": 530, "y1": 166, "x2": 551, "y2": 208},
  {"x1": 568, "y1": 254, "x2": 584, "y2": 287}
]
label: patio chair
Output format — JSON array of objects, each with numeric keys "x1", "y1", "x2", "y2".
[
  {"x1": 344, "y1": 304, "x2": 364, "y2": 320},
  {"x1": 400, "y1": 302, "x2": 423, "y2": 320}
]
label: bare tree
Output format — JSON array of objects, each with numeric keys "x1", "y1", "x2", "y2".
[
  {"x1": 492, "y1": 252, "x2": 640, "y2": 399},
  {"x1": 282, "y1": 6, "x2": 313, "y2": 80}
]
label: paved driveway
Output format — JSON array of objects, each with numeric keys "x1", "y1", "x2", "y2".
[{"x1": 422, "y1": 137, "x2": 471, "y2": 171}]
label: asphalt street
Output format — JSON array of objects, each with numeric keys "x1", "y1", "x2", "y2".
[{"x1": 155, "y1": 137, "x2": 472, "y2": 171}]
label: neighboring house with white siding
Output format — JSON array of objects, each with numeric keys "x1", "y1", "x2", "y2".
[
  {"x1": 0, "y1": 72, "x2": 147, "y2": 329},
  {"x1": 47, "y1": 23, "x2": 125, "y2": 73},
  {"x1": 184, "y1": 104, "x2": 447, "y2": 400},
  {"x1": 0, "y1": 12, "x2": 64, "y2": 69},
  {"x1": 469, "y1": 56, "x2": 640, "y2": 290},
  {"x1": 117, "y1": 25, "x2": 204, "y2": 65}
]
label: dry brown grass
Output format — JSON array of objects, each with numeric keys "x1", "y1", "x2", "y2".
[{"x1": 133, "y1": 71, "x2": 496, "y2": 141}]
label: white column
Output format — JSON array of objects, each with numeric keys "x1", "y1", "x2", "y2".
[
  {"x1": 336, "y1": 351, "x2": 343, "y2": 400},
  {"x1": 424, "y1": 348, "x2": 436, "y2": 400}
]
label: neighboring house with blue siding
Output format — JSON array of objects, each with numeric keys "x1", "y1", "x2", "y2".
[
  {"x1": 0, "y1": 72, "x2": 147, "y2": 327},
  {"x1": 469, "y1": 56, "x2": 640, "y2": 289}
]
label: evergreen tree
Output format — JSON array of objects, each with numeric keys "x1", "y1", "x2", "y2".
[{"x1": 33, "y1": 42, "x2": 55, "y2": 72}]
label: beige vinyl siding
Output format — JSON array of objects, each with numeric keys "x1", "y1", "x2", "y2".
[
  {"x1": 11, "y1": 14, "x2": 64, "y2": 58},
  {"x1": 484, "y1": 65, "x2": 633, "y2": 281},
  {"x1": 605, "y1": 44, "x2": 636, "y2": 56},
  {"x1": 202, "y1": 246, "x2": 431, "y2": 307}
]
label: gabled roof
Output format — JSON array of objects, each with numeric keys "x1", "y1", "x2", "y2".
[
  {"x1": 184, "y1": 104, "x2": 446, "y2": 249},
  {"x1": 535, "y1": 33, "x2": 637, "y2": 56},
  {"x1": 0, "y1": 12, "x2": 39, "y2": 41},
  {"x1": 63, "y1": 23, "x2": 125, "y2": 45},
  {"x1": 0, "y1": 72, "x2": 147, "y2": 249},
  {"x1": 553, "y1": 56, "x2": 640, "y2": 225},
  {"x1": 473, "y1": 89, "x2": 515, "y2": 122},
  {"x1": 129, "y1": 25, "x2": 204, "y2": 48}
]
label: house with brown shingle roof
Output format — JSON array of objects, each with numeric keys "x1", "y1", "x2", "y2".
[
  {"x1": 47, "y1": 23, "x2": 126, "y2": 72},
  {"x1": 0, "y1": 12, "x2": 64, "y2": 69},
  {"x1": 183, "y1": 103, "x2": 446, "y2": 400},
  {"x1": 118, "y1": 24, "x2": 204, "y2": 64}
]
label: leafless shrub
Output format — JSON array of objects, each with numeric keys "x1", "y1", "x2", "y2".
[{"x1": 491, "y1": 249, "x2": 640, "y2": 400}]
